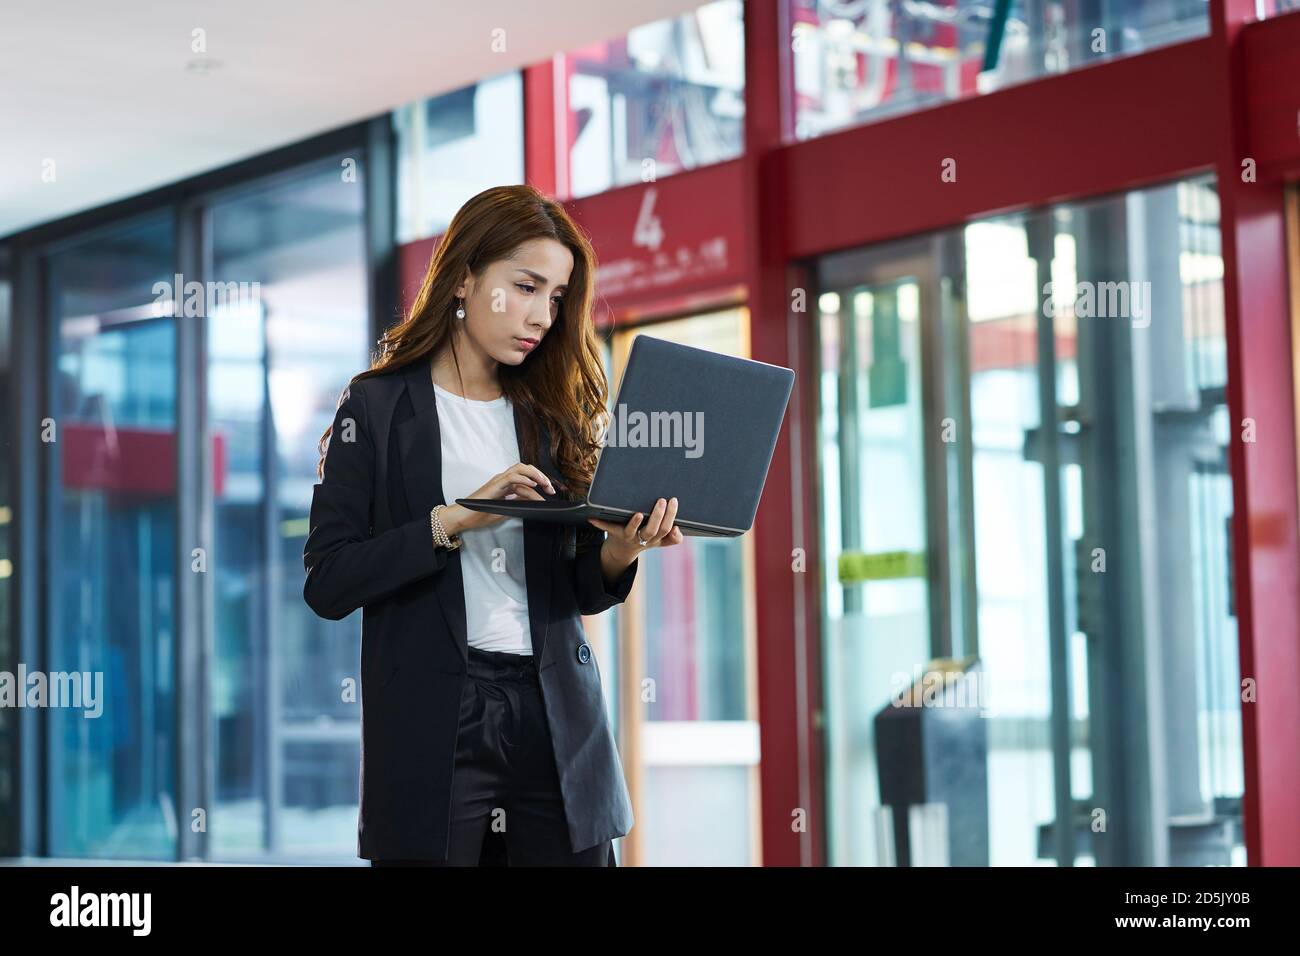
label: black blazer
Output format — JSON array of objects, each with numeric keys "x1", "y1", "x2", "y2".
[{"x1": 302, "y1": 354, "x2": 639, "y2": 861}]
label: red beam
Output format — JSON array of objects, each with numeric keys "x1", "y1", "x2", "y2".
[
  {"x1": 781, "y1": 37, "x2": 1219, "y2": 257},
  {"x1": 563, "y1": 160, "x2": 749, "y2": 315},
  {"x1": 60, "y1": 423, "x2": 226, "y2": 498}
]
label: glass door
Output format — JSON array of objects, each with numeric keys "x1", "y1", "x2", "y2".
[
  {"x1": 603, "y1": 307, "x2": 761, "y2": 866},
  {"x1": 45, "y1": 212, "x2": 178, "y2": 858},
  {"x1": 206, "y1": 158, "x2": 370, "y2": 859},
  {"x1": 815, "y1": 241, "x2": 980, "y2": 866},
  {"x1": 815, "y1": 174, "x2": 1244, "y2": 867}
]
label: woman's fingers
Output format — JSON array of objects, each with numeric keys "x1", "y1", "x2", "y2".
[
  {"x1": 588, "y1": 507, "x2": 684, "y2": 547},
  {"x1": 484, "y1": 462, "x2": 555, "y2": 500},
  {"x1": 641, "y1": 498, "x2": 668, "y2": 540},
  {"x1": 652, "y1": 497, "x2": 679, "y2": 543},
  {"x1": 488, "y1": 470, "x2": 533, "y2": 498},
  {"x1": 512, "y1": 483, "x2": 545, "y2": 500},
  {"x1": 512, "y1": 463, "x2": 554, "y2": 494},
  {"x1": 501, "y1": 471, "x2": 537, "y2": 492}
]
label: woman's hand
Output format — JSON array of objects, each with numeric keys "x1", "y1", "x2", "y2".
[
  {"x1": 440, "y1": 462, "x2": 556, "y2": 535},
  {"x1": 588, "y1": 496, "x2": 685, "y2": 563}
]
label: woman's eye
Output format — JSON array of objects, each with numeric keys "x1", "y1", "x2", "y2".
[
  {"x1": 516, "y1": 284, "x2": 535, "y2": 294},
  {"x1": 551, "y1": 297, "x2": 564, "y2": 308}
]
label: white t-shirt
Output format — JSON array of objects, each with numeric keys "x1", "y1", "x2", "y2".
[{"x1": 434, "y1": 382, "x2": 532, "y2": 655}]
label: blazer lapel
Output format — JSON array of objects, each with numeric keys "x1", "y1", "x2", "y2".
[
  {"x1": 515, "y1": 399, "x2": 558, "y2": 668},
  {"x1": 394, "y1": 354, "x2": 559, "y2": 669}
]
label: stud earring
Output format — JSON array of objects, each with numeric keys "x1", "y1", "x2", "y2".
[{"x1": 455, "y1": 298, "x2": 466, "y2": 319}]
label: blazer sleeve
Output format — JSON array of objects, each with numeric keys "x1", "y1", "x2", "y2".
[
  {"x1": 303, "y1": 382, "x2": 450, "y2": 621},
  {"x1": 573, "y1": 523, "x2": 639, "y2": 616}
]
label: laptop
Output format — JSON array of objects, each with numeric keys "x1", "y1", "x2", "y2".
[{"x1": 456, "y1": 335, "x2": 796, "y2": 537}]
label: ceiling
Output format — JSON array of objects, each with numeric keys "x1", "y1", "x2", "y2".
[{"x1": 0, "y1": 0, "x2": 705, "y2": 239}]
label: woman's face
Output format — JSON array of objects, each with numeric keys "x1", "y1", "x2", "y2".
[{"x1": 457, "y1": 238, "x2": 574, "y2": 366}]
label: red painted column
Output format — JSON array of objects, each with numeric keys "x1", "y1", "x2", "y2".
[
  {"x1": 522, "y1": 61, "x2": 558, "y2": 197},
  {"x1": 743, "y1": 0, "x2": 825, "y2": 867},
  {"x1": 1211, "y1": 0, "x2": 1300, "y2": 866}
]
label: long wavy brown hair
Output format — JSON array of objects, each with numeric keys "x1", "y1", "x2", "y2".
[{"x1": 314, "y1": 183, "x2": 610, "y2": 501}]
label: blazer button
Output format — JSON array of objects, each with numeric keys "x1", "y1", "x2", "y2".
[{"x1": 577, "y1": 643, "x2": 591, "y2": 664}]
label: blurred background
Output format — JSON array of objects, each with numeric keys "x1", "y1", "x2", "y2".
[{"x1": 1, "y1": 0, "x2": 1298, "y2": 867}]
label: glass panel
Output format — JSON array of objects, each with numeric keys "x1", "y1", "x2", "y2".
[
  {"x1": 963, "y1": 219, "x2": 1058, "y2": 866},
  {"x1": 208, "y1": 161, "x2": 369, "y2": 859},
  {"x1": 817, "y1": 173, "x2": 1243, "y2": 866},
  {"x1": 610, "y1": 308, "x2": 759, "y2": 866},
  {"x1": 46, "y1": 213, "x2": 177, "y2": 858},
  {"x1": 393, "y1": 72, "x2": 525, "y2": 243},
  {"x1": 816, "y1": 269, "x2": 932, "y2": 866},
  {"x1": 562, "y1": 0, "x2": 745, "y2": 199},
  {"x1": 642, "y1": 764, "x2": 754, "y2": 865},
  {"x1": 617, "y1": 310, "x2": 753, "y2": 723},
  {"x1": 791, "y1": 0, "x2": 1210, "y2": 140}
]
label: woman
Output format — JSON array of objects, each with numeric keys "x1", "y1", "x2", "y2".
[{"x1": 303, "y1": 184, "x2": 683, "y2": 866}]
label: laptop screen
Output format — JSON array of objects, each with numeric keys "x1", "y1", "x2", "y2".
[{"x1": 588, "y1": 336, "x2": 795, "y2": 533}]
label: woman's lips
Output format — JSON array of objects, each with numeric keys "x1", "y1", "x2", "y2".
[{"x1": 516, "y1": 337, "x2": 539, "y2": 351}]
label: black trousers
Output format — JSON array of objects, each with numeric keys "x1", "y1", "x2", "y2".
[{"x1": 371, "y1": 644, "x2": 615, "y2": 867}]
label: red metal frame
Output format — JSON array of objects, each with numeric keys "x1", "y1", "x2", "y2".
[
  {"x1": 1242, "y1": 10, "x2": 1300, "y2": 180},
  {"x1": 1212, "y1": 0, "x2": 1300, "y2": 868},
  {"x1": 401, "y1": 2, "x2": 1300, "y2": 867},
  {"x1": 744, "y1": 0, "x2": 830, "y2": 870}
]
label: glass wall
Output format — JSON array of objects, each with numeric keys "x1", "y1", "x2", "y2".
[
  {"x1": 27, "y1": 148, "x2": 370, "y2": 862},
  {"x1": 607, "y1": 308, "x2": 761, "y2": 866},
  {"x1": 46, "y1": 213, "x2": 178, "y2": 858},
  {"x1": 207, "y1": 160, "x2": 370, "y2": 859},
  {"x1": 817, "y1": 174, "x2": 1244, "y2": 866},
  {"x1": 393, "y1": 73, "x2": 525, "y2": 243},
  {"x1": 791, "y1": 0, "x2": 1209, "y2": 139},
  {"x1": 561, "y1": 0, "x2": 745, "y2": 199}
]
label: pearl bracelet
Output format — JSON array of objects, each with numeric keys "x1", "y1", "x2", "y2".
[{"x1": 430, "y1": 504, "x2": 462, "y2": 550}]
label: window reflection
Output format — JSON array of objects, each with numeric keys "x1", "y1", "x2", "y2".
[
  {"x1": 46, "y1": 213, "x2": 177, "y2": 859},
  {"x1": 792, "y1": 0, "x2": 1210, "y2": 139},
  {"x1": 562, "y1": 0, "x2": 745, "y2": 199},
  {"x1": 393, "y1": 73, "x2": 525, "y2": 243},
  {"x1": 1256, "y1": 0, "x2": 1300, "y2": 17},
  {"x1": 817, "y1": 174, "x2": 1244, "y2": 866},
  {"x1": 208, "y1": 161, "x2": 369, "y2": 858}
]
